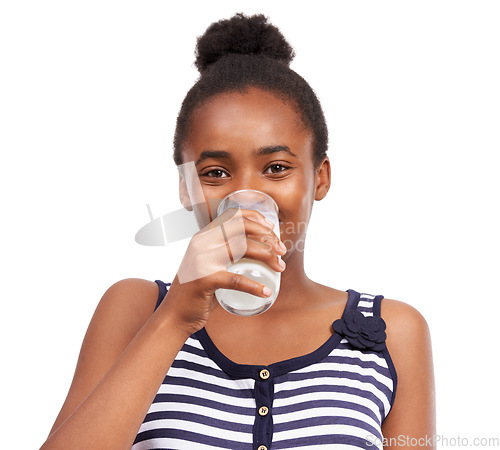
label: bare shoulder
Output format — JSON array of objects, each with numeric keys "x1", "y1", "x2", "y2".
[
  {"x1": 71, "y1": 275, "x2": 160, "y2": 374},
  {"x1": 380, "y1": 298, "x2": 431, "y2": 350},
  {"x1": 97, "y1": 278, "x2": 160, "y2": 320},
  {"x1": 380, "y1": 298, "x2": 436, "y2": 441},
  {"x1": 101, "y1": 277, "x2": 160, "y2": 301},
  {"x1": 48, "y1": 278, "x2": 161, "y2": 435},
  {"x1": 83, "y1": 278, "x2": 162, "y2": 357}
]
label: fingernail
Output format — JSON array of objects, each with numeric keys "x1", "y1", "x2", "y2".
[
  {"x1": 278, "y1": 257, "x2": 286, "y2": 269},
  {"x1": 264, "y1": 218, "x2": 275, "y2": 228},
  {"x1": 263, "y1": 286, "x2": 272, "y2": 297},
  {"x1": 279, "y1": 240, "x2": 287, "y2": 253}
]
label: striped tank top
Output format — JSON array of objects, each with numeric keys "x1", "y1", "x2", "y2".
[{"x1": 133, "y1": 280, "x2": 397, "y2": 449}]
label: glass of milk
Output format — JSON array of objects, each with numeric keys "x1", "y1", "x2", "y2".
[{"x1": 215, "y1": 189, "x2": 281, "y2": 316}]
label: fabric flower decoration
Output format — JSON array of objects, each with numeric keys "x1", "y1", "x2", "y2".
[{"x1": 332, "y1": 310, "x2": 387, "y2": 351}]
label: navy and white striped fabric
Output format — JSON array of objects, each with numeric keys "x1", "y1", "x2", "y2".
[{"x1": 132, "y1": 280, "x2": 397, "y2": 449}]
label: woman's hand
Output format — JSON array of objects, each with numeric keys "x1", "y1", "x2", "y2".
[
  {"x1": 40, "y1": 208, "x2": 287, "y2": 449},
  {"x1": 158, "y1": 207, "x2": 287, "y2": 335}
]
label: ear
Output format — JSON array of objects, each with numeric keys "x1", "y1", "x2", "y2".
[
  {"x1": 179, "y1": 173, "x2": 193, "y2": 211},
  {"x1": 314, "y1": 156, "x2": 331, "y2": 201}
]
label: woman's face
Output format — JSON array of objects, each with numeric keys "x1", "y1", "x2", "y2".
[{"x1": 180, "y1": 87, "x2": 330, "y2": 261}]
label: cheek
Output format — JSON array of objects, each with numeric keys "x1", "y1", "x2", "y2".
[
  {"x1": 279, "y1": 192, "x2": 313, "y2": 236},
  {"x1": 297, "y1": 172, "x2": 316, "y2": 213},
  {"x1": 282, "y1": 169, "x2": 315, "y2": 210},
  {"x1": 298, "y1": 195, "x2": 314, "y2": 230}
]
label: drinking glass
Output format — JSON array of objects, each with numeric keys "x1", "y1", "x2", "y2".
[{"x1": 215, "y1": 189, "x2": 281, "y2": 316}]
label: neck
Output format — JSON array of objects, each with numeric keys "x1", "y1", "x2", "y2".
[{"x1": 272, "y1": 249, "x2": 315, "y2": 310}]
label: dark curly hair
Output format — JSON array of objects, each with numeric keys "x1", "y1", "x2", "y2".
[{"x1": 173, "y1": 13, "x2": 328, "y2": 171}]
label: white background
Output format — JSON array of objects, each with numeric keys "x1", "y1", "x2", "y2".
[{"x1": 1, "y1": 1, "x2": 499, "y2": 448}]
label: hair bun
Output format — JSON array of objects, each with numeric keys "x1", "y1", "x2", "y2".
[{"x1": 195, "y1": 13, "x2": 295, "y2": 73}]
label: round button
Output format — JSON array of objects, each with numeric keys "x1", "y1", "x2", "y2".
[
  {"x1": 259, "y1": 369, "x2": 270, "y2": 380},
  {"x1": 258, "y1": 446, "x2": 267, "y2": 450},
  {"x1": 258, "y1": 406, "x2": 269, "y2": 416}
]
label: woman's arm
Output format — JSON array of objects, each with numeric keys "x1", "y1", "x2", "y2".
[
  {"x1": 381, "y1": 299, "x2": 436, "y2": 449},
  {"x1": 41, "y1": 208, "x2": 285, "y2": 449},
  {"x1": 41, "y1": 278, "x2": 192, "y2": 449}
]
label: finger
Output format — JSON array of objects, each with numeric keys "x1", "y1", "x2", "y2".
[
  {"x1": 214, "y1": 207, "x2": 275, "y2": 230},
  {"x1": 177, "y1": 226, "x2": 234, "y2": 283},
  {"x1": 256, "y1": 229, "x2": 287, "y2": 256},
  {"x1": 228, "y1": 236, "x2": 286, "y2": 273},
  {"x1": 222, "y1": 215, "x2": 286, "y2": 257},
  {"x1": 235, "y1": 208, "x2": 275, "y2": 229},
  {"x1": 212, "y1": 270, "x2": 274, "y2": 298}
]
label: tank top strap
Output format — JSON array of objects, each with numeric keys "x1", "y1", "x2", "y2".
[
  {"x1": 154, "y1": 280, "x2": 171, "y2": 311},
  {"x1": 342, "y1": 289, "x2": 360, "y2": 315},
  {"x1": 356, "y1": 292, "x2": 385, "y2": 317}
]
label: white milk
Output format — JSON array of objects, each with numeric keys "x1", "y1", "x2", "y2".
[{"x1": 215, "y1": 258, "x2": 281, "y2": 316}]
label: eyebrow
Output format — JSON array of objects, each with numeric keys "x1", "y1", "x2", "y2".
[{"x1": 195, "y1": 146, "x2": 297, "y2": 166}]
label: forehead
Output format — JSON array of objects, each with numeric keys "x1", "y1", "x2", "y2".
[{"x1": 184, "y1": 87, "x2": 312, "y2": 159}]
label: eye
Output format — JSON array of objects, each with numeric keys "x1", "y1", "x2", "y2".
[
  {"x1": 201, "y1": 168, "x2": 229, "y2": 178},
  {"x1": 264, "y1": 164, "x2": 289, "y2": 174}
]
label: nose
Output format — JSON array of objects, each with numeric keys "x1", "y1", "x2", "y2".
[
  {"x1": 209, "y1": 171, "x2": 281, "y2": 222},
  {"x1": 224, "y1": 172, "x2": 271, "y2": 198},
  {"x1": 222, "y1": 184, "x2": 275, "y2": 208},
  {"x1": 218, "y1": 185, "x2": 279, "y2": 221}
]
